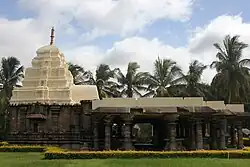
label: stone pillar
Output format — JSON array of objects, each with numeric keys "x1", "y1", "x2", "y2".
[
  {"x1": 19, "y1": 108, "x2": 26, "y2": 132},
  {"x1": 153, "y1": 124, "x2": 159, "y2": 146},
  {"x1": 164, "y1": 114, "x2": 178, "y2": 151},
  {"x1": 210, "y1": 120, "x2": 217, "y2": 150},
  {"x1": 169, "y1": 121, "x2": 177, "y2": 150},
  {"x1": 47, "y1": 108, "x2": 52, "y2": 132},
  {"x1": 81, "y1": 102, "x2": 92, "y2": 136},
  {"x1": 17, "y1": 108, "x2": 20, "y2": 131},
  {"x1": 93, "y1": 117, "x2": 99, "y2": 150},
  {"x1": 104, "y1": 115, "x2": 113, "y2": 150},
  {"x1": 230, "y1": 123, "x2": 237, "y2": 147},
  {"x1": 196, "y1": 120, "x2": 203, "y2": 150},
  {"x1": 70, "y1": 109, "x2": 75, "y2": 131},
  {"x1": 25, "y1": 111, "x2": 30, "y2": 132},
  {"x1": 190, "y1": 120, "x2": 196, "y2": 150},
  {"x1": 236, "y1": 122, "x2": 244, "y2": 149},
  {"x1": 123, "y1": 114, "x2": 134, "y2": 150},
  {"x1": 219, "y1": 118, "x2": 227, "y2": 150},
  {"x1": 185, "y1": 121, "x2": 189, "y2": 138}
]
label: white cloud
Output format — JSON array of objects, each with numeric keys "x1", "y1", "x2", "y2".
[
  {"x1": 2, "y1": 0, "x2": 250, "y2": 86},
  {"x1": 64, "y1": 46, "x2": 103, "y2": 73},
  {"x1": 189, "y1": 15, "x2": 250, "y2": 54},
  {"x1": 102, "y1": 37, "x2": 192, "y2": 72},
  {"x1": 88, "y1": 36, "x2": 215, "y2": 83},
  {"x1": 66, "y1": 15, "x2": 250, "y2": 83},
  {"x1": 0, "y1": 18, "x2": 47, "y2": 67},
  {"x1": 18, "y1": 0, "x2": 194, "y2": 39}
]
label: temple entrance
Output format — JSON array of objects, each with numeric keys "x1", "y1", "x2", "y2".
[
  {"x1": 111, "y1": 122, "x2": 123, "y2": 150},
  {"x1": 132, "y1": 123, "x2": 153, "y2": 150},
  {"x1": 132, "y1": 117, "x2": 166, "y2": 151},
  {"x1": 96, "y1": 115, "x2": 125, "y2": 150},
  {"x1": 29, "y1": 120, "x2": 46, "y2": 133},
  {"x1": 26, "y1": 113, "x2": 47, "y2": 133}
]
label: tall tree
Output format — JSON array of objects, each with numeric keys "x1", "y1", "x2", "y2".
[
  {"x1": 0, "y1": 57, "x2": 24, "y2": 139},
  {"x1": 144, "y1": 57, "x2": 183, "y2": 97},
  {"x1": 180, "y1": 60, "x2": 212, "y2": 99},
  {"x1": 88, "y1": 64, "x2": 119, "y2": 99},
  {"x1": 67, "y1": 62, "x2": 92, "y2": 85},
  {"x1": 115, "y1": 62, "x2": 148, "y2": 97},
  {"x1": 0, "y1": 57, "x2": 24, "y2": 101},
  {"x1": 210, "y1": 35, "x2": 250, "y2": 103}
]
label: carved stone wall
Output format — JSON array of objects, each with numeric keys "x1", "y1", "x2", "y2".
[
  {"x1": 7, "y1": 101, "x2": 92, "y2": 145},
  {"x1": 7, "y1": 102, "x2": 248, "y2": 151}
]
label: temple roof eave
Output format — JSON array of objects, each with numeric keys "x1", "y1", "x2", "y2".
[{"x1": 93, "y1": 106, "x2": 217, "y2": 114}]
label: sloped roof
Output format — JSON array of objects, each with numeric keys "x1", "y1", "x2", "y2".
[{"x1": 26, "y1": 114, "x2": 47, "y2": 119}]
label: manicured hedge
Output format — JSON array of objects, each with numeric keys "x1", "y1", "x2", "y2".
[
  {"x1": 0, "y1": 145, "x2": 46, "y2": 152},
  {"x1": 243, "y1": 147, "x2": 250, "y2": 151},
  {"x1": 0, "y1": 141, "x2": 8, "y2": 146},
  {"x1": 0, "y1": 145, "x2": 63, "y2": 152},
  {"x1": 44, "y1": 150, "x2": 250, "y2": 159}
]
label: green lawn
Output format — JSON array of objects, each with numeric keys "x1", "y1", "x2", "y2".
[{"x1": 1, "y1": 153, "x2": 250, "y2": 167}]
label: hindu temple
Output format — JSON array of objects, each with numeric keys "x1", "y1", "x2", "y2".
[{"x1": 7, "y1": 28, "x2": 250, "y2": 151}]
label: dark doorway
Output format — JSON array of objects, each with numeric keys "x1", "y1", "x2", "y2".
[{"x1": 33, "y1": 123, "x2": 38, "y2": 133}]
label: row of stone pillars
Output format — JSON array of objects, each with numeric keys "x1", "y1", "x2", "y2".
[
  {"x1": 230, "y1": 122, "x2": 244, "y2": 149},
  {"x1": 93, "y1": 114, "x2": 244, "y2": 151},
  {"x1": 93, "y1": 114, "x2": 134, "y2": 150},
  {"x1": 189, "y1": 119, "x2": 206, "y2": 150},
  {"x1": 164, "y1": 117, "x2": 244, "y2": 151},
  {"x1": 210, "y1": 119, "x2": 243, "y2": 149}
]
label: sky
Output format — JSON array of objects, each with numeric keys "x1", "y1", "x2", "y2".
[{"x1": 1, "y1": 0, "x2": 250, "y2": 83}]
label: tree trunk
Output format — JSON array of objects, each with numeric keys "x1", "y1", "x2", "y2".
[
  {"x1": 228, "y1": 90, "x2": 232, "y2": 104},
  {"x1": 127, "y1": 85, "x2": 133, "y2": 97}
]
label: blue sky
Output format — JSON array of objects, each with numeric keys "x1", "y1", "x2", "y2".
[
  {"x1": 0, "y1": 0, "x2": 248, "y2": 48},
  {"x1": 0, "y1": 0, "x2": 250, "y2": 82}
]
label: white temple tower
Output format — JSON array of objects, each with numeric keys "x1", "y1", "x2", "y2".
[{"x1": 10, "y1": 27, "x2": 99, "y2": 104}]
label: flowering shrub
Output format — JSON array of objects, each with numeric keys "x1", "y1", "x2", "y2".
[
  {"x1": 0, "y1": 145, "x2": 46, "y2": 152},
  {"x1": 0, "y1": 145, "x2": 63, "y2": 152},
  {"x1": 44, "y1": 150, "x2": 250, "y2": 159},
  {"x1": 45, "y1": 146, "x2": 65, "y2": 152},
  {"x1": 243, "y1": 147, "x2": 250, "y2": 151},
  {"x1": 0, "y1": 141, "x2": 9, "y2": 146}
]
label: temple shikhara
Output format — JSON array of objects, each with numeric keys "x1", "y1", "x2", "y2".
[
  {"x1": 7, "y1": 28, "x2": 250, "y2": 151},
  {"x1": 10, "y1": 27, "x2": 98, "y2": 104}
]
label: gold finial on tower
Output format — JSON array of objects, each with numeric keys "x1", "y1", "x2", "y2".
[{"x1": 50, "y1": 27, "x2": 55, "y2": 45}]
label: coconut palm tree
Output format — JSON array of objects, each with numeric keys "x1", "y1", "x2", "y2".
[
  {"x1": 179, "y1": 60, "x2": 213, "y2": 99},
  {"x1": 210, "y1": 35, "x2": 250, "y2": 103},
  {"x1": 115, "y1": 62, "x2": 149, "y2": 97},
  {"x1": 0, "y1": 57, "x2": 24, "y2": 100},
  {"x1": 0, "y1": 57, "x2": 24, "y2": 139},
  {"x1": 143, "y1": 57, "x2": 183, "y2": 97},
  {"x1": 88, "y1": 64, "x2": 119, "y2": 99},
  {"x1": 67, "y1": 62, "x2": 92, "y2": 85}
]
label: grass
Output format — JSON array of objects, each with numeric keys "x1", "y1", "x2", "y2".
[{"x1": 1, "y1": 153, "x2": 250, "y2": 167}]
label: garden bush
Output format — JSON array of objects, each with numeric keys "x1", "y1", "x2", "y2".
[
  {"x1": 0, "y1": 145, "x2": 46, "y2": 152},
  {"x1": 45, "y1": 146, "x2": 66, "y2": 152},
  {"x1": 44, "y1": 150, "x2": 250, "y2": 159},
  {"x1": 0, "y1": 145, "x2": 63, "y2": 152},
  {"x1": 243, "y1": 147, "x2": 250, "y2": 151},
  {"x1": 0, "y1": 141, "x2": 8, "y2": 146}
]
